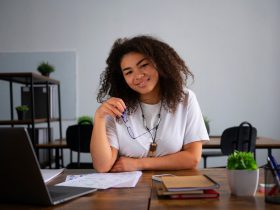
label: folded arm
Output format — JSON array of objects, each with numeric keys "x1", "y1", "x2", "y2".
[{"x1": 111, "y1": 141, "x2": 203, "y2": 172}]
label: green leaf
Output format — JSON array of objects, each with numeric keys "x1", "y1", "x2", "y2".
[{"x1": 227, "y1": 151, "x2": 257, "y2": 170}]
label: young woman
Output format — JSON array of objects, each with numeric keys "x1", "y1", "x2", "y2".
[{"x1": 90, "y1": 35, "x2": 209, "y2": 172}]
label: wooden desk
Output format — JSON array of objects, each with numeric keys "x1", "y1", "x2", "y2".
[
  {"x1": 150, "y1": 168, "x2": 279, "y2": 210},
  {"x1": 0, "y1": 169, "x2": 279, "y2": 210},
  {"x1": 205, "y1": 136, "x2": 280, "y2": 155}
]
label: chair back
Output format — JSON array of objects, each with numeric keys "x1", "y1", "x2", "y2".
[
  {"x1": 66, "y1": 122, "x2": 93, "y2": 153},
  {"x1": 221, "y1": 121, "x2": 257, "y2": 155}
]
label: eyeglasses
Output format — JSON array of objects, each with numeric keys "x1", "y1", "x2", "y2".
[{"x1": 121, "y1": 110, "x2": 154, "y2": 140}]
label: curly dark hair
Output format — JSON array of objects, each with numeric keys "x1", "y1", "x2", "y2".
[{"x1": 97, "y1": 35, "x2": 193, "y2": 113}]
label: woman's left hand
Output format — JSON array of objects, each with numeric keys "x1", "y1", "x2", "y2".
[{"x1": 110, "y1": 156, "x2": 140, "y2": 172}]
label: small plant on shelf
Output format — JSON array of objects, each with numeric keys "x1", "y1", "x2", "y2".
[
  {"x1": 16, "y1": 105, "x2": 29, "y2": 112},
  {"x1": 15, "y1": 105, "x2": 29, "y2": 120},
  {"x1": 37, "y1": 61, "x2": 55, "y2": 77}
]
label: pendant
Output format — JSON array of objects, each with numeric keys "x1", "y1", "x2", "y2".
[{"x1": 148, "y1": 142, "x2": 157, "y2": 157}]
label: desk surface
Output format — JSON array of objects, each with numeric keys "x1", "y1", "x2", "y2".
[{"x1": 1, "y1": 168, "x2": 279, "y2": 210}]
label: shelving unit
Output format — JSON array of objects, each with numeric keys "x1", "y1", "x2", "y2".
[{"x1": 0, "y1": 72, "x2": 65, "y2": 168}]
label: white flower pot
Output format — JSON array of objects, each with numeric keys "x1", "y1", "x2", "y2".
[{"x1": 227, "y1": 169, "x2": 259, "y2": 196}]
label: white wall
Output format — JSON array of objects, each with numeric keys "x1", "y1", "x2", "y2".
[{"x1": 0, "y1": 0, "x2": 279, "y2": 167}]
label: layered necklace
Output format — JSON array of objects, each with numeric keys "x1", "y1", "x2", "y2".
[{"x1": 139, "y1": 101, "x2": 163, "y2": 157}]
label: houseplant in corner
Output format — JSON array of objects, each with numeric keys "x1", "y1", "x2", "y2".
[
  {"x1": 77, "y1": 115, "x2": 93, "y2": 125},
  {"x1": 37, "y1": 61, "x2": 55, "y2": 77},
  {"x1": 203, "y1": 116, "x2": 210, "y2": 134},
  {"x1": 227, "y1": 151, "x2": 259, "y2": 196},
  {"x1": 15, "y1": 105, "x2": 29, "y2": 120}
]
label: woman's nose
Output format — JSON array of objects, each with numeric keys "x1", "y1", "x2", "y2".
[{"x1": 135, "y1": 73, "x2": 144, "y2": 80}]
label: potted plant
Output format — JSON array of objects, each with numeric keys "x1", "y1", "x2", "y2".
[
  {"x1": 77, "y1": 115, "x2": 93, "y2": 125},
  {"x1": 37, "y1": 61, "x2": 55, "y2": 77},
  {"x1": 227, "y1": 151, "x2": 259, "y2": 196},
  {"x1": 203, "y1": 116, "x2": 210, "y2": 134},
  {"x1": 15, "y1": 105, "x2": 29, "y2": 120}
]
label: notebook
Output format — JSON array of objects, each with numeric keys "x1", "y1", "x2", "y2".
[
  {"x1": 0, "y1": 127, "x2": 97, "y2": 206},
  {"x1": 161, "y1": 175, "x2": 220, "y2": 192}
]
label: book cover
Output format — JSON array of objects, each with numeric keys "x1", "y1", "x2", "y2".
[
  {"x1": 169, "y1": 189, "x2": 219, "y2": 199},
  {"x1": 161, "y1": 175, "x2": 220, "y2": 192}
]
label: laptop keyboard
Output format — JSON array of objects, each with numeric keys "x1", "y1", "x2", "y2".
[
  {"x1": 47, "y1": 186, "x2": 97, "y2": 204},
  {"x1": 49, "y1": 190, "x2": 69, "y2": 198}
]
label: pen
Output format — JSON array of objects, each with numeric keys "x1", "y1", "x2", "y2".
[
  {"x1": 152, "y1": 174, "x2": 175, "y2": 182},
  {"x1": 267, "y1": 155, "x2": 280, "y2": 190},
  {"x1": 268, "y1": 155, "x2": 280, "y2": 178}
]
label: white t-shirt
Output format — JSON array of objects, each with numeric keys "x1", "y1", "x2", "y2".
[{"x1": 105, "y1": 89, "x2": 209, "y2": 158}]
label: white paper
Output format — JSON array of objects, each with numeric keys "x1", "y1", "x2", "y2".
[
  {"x1": 56, "y1": 171, "x2": 142, "y2": 189},
  {"x1": 65, "y1": 174, "x2": 86, "y2": 182},
  {"x1": 41, "y1": 168, "x2": 64, "y2": 183}
]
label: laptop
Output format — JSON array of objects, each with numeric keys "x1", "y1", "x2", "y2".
[{"x1": 0, "y1": 127, "x2": 97, "y2": 206}]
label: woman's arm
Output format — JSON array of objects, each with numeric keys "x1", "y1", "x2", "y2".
[
  {"x1": 90, "y1": 97, "x2": 126, "y2": 172},
  {"x1": 90, "y1": 116, "x2": 118, "y2": 172},
  {"x1": 110, "y1": 141, "x2": 203, "y2": 172}
]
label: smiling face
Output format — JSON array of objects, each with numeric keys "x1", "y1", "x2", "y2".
[{"x1": 120, "y1": 52, "x2": 160, "y2": 104}]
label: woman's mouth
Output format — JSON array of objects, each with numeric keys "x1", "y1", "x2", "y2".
[{"x1": 135, "y1": 77, "x2": 150, "y2": 88}]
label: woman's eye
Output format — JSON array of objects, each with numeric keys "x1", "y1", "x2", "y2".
[
  {"x1": 124, "y1": 71, "x2": 132, "y2": 76},
  {"x1": 140, "y1": 63, "x2": 149, "y2": 69}
]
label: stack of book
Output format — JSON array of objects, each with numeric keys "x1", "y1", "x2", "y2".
[{"x1": 155, "y1": 174, "x2": 220, "y2": 199}]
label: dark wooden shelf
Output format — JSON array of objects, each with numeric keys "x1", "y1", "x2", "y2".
[
  {"x1": 0, "y1": 72, "x2": 63, "y2": 168},
  {"x1": 0, "y1": 118, "x2": 60, "y2": 125},
  {"x1": 0, "y1": 72, "x2": 60, "y2": 85},
  {"x1": 36, "y1": 139, "x2": 68, "y2": 149}
]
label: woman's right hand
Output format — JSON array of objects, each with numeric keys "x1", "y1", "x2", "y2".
[{"x1": 94, "y1": 97, "x2": 126, "y2": 120}]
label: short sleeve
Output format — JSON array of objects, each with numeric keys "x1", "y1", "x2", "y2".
[
  {"x1": 184, "y1": 90, "x2": 209, "y2": 144},
  {"x1": 105, "y1": 116, "x2": 120, "y2": 150}
]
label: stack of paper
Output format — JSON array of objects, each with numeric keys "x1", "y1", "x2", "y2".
[
  {"x1": 41, "y1": 169, "x2": 64, "y2": 183},
  {"x1": 56, "y1": 171, "x2": 142, "y2": 189}
]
